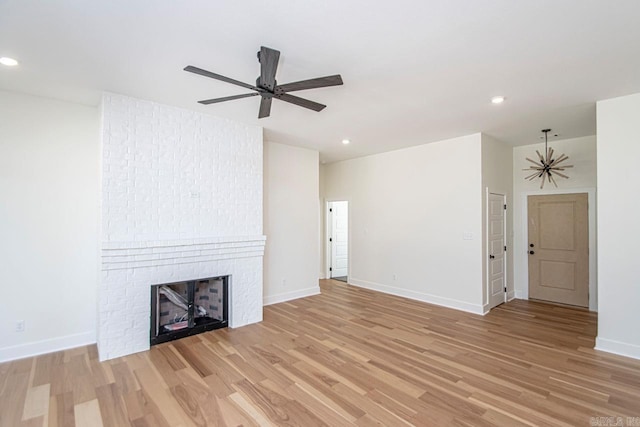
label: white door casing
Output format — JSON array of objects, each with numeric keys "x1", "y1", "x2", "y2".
[
  {"x1": 487, "y1": 193, "x2": 506, "y2": 310},
  {"x1": 330, "y1": 201, "x2": 348, "y2": 278}
]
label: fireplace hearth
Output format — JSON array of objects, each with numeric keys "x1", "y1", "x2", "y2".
[{"x1": 150, "y1": 276, "x2": 229, "y2": 345}]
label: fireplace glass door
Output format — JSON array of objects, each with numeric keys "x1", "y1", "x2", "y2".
[{"x1": 150, "y1": 276, "x2": 228, "y2": 345}]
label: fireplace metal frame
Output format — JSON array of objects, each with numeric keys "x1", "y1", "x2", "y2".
[{"x1": 150, "y1": 276, "x2": 229, "y2": 346}]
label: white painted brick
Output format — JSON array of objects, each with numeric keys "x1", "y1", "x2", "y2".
[{"x1": 97, "y1": 93, "x2": 265, "y2": 361}]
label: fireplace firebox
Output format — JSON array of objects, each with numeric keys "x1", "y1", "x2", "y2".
[{"x1": 150, "y1": 276, "x2": 229, "y2": 345}]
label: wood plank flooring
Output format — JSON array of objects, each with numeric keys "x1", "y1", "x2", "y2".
[{"x1": 2, "y1": 279, "x2": 639, "y2": 426}]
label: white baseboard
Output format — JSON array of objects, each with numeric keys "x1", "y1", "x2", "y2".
[
  {"x1": 514, "y1": 289, "x2": 527, "y2": 300},
  {"x1": 263, "y1": 286, "x2": 321, "y2": 306},
  {"x1": 0, "y1": 331, "x2": 96, "y2": 363},
  {"x1": 595, "y1": 337, "x2": 640, "y2": 360},
  {"x1": 349, "y1": 278, "x2": 484, "y2": 315}
]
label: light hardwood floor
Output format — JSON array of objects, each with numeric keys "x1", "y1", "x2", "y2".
[{"x1": 2, "y1": 279, "x2": 639, "y2": 426}]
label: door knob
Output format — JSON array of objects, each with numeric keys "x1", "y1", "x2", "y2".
[
  {"x1": 529, "y1": 250, "x2": 535, "y2": 255},
  {"x1": 529, "y1": 243, "x2": 534, "y2": 247},
  {"x1": 489, "y1": 255, "x2": 495, "y2": 259}
]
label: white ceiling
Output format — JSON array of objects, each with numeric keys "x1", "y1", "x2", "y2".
[{"x1": 2, "y1": 0, "x2": 640, "y2": 163}]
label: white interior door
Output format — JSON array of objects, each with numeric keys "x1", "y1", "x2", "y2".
[
  {"x1": 487, "y1": 193, "x2": 506, "y2": 309},
  {"x1": 330, "y1": 201, "x2": 348, "y2": 278}
]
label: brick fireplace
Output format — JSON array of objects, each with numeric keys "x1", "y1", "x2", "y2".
[{"x1": 98, "y1": 93, "x2": 265, "y2": 361}]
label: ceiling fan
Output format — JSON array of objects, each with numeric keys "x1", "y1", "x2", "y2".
[{"x1": 184, "y1": 46, "x2": 343, "y2": 119}]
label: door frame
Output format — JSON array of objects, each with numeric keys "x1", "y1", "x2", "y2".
[
  {"x1": 518, "y1": 187, "x2": 597, "y2": 311},
  {"x1": 486, "y1": 191, "x2": 507, "y2": 310},
  {"x1": 324, "y1": 199, "x2": 350, "y2": 281}
]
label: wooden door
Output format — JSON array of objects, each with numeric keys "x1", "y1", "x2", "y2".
[
  {"x1": 488, "y1": 193, "x2": 506, "y2": 309},
  {"x1": 528, "y1": 193, "x2": 588, "y2": 307}
]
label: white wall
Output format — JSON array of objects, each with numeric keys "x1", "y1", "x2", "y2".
[
  {"x1": 596, "y1": 92, "x2": 640, "y2": 359},
  {"x1": 101, "y1": 93, "x2": 263, "y2": 242},
  {"x1": 322, "y1": 134, "x2": 484, "y2": 313},
  {"x1": 512, "y1": 136, "x2": 597, "y2": 310},
  {"x1": 481, "y1": 134, "x2": 513, "y2": 308},
  {"x1": 0, "y1": 91, "x2": 99, "y2": 362},
  {"x1": 263, "y1": 141, "x2": 320, "y2": 305}
]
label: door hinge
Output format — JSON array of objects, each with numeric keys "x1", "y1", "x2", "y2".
[
  {"x1": 329, "y1": 208, "x2": 333, "y2": 212},
  {"x1": 504, "y1": 204, "x2": 507, "y2": 210},
  {"x1": 329, "y1": 237, "x2": 332, "y2": 242},
  {"x1": 329, "y1": 267, "x2": 332, "y2": 272},
  {"x1": 504, "y1": 287, "x2": 507, "y2": 292},
  {"x1": 504, "y1": 245, "x2": 507, "y2": 252}
]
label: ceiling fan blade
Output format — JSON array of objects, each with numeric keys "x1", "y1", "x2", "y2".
[
  {"x1": 185, "y1": 65, "x2": 259, "y2": 91},
  {"x1": 258, "y1": 97, "x2": 272, "y2": 118},
  {"x1": 259, "y1": 46, "x2": 280, "y2": 91},
  {"x1": 277, "y1": 93, "x2": 326, "y2": 112},
  {"x1": 198, "y1": 93, "x2": 259, "y2": 105},
  {"x1": 276, "y1": 75, "x2": 343, "y2": 93}
]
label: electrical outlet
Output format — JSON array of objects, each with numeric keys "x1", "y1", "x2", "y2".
[
  {"x1": 393, "y1": 274, "x2": 397, "y2": 281},
  {"x1": 15, "y1": 320, "x2": 25, "y2": 332}
]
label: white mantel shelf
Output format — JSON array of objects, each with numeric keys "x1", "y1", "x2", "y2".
[{"x1": 101, "y1": 236, "x2": 266, "y2": 271}]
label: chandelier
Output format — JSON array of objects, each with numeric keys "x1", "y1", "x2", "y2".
[{"x1": 524, "y1": 129, "x2": 573, "y2": 189}]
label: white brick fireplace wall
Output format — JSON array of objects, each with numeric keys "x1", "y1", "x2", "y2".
[{"x1": 98, "y1": 93, "x2": 265, "y2": 361}]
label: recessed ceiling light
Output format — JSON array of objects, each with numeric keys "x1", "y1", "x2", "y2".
[
  {"x1": 0, "y1": 57, "x2": 19, "y2": 67},
  {"x1": 491, "y1": 96, "x2": 505, "y2": 104},
  {"x1": 342, "y1": 139, "x2": 350, "y2": 145}
]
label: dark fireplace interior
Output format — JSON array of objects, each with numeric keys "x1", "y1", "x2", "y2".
[{"x1": 150, "y1": 276, "x2": 229, "y2": 345}]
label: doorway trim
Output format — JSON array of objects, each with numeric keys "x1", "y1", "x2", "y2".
[
  {"x1": 486, "y1": 191, "x2": 507, "y2": 311},
  {"x1": 324, "y1": 199, "x2": 350, "y2": 282},
  {"x1": 517, "y1": 187, "x2": 597, "y2": 311}
]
